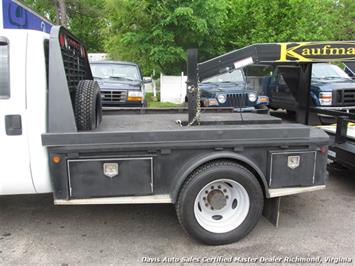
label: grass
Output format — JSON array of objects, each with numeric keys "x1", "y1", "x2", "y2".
[{"x1": 145, "y1": 92, "x2": 184, "y2": 108}]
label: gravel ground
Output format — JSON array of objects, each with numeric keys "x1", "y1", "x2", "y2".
[{"x1": 0, "y1": 166, "x2": 354, "y2": 265}]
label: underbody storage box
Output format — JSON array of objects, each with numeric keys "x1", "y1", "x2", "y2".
[
  {"x1": 268, "y1": 150, "x2": 317, "y2": 188},
  {"x1": 67, "y1": 157, "x2": 153, "y2": 198}
]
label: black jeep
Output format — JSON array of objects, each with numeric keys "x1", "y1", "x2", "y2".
[{"x1": 198, "y1": 69, "x2": 269, "y2": 111}]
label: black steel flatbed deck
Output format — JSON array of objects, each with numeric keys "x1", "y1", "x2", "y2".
[
  {"x1": 42, "y1": 112, "x2": 328, "y2": 149},
  {"x1": 96, "y1": 112, "x2": 281, "y2": 131}
]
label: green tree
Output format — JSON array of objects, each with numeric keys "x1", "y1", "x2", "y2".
[
  {"x1": 67, "y1": 0, "x2": 107, "y2": 52},
  {"x1": 22, "y1": 0, "x2": 57, "y2": 22},
  {"x1": 224, "y1": 0, "x2": 338, "y2": 50},
  {"x1": 21, "y1": 0, "x2": 354, "y2": 74},
  {"x1": 105, "y1": 0, "x2": 230, "y2": 75},
  {"x1": 333, "y1": 0, "x2": 355, "y2": 40}
]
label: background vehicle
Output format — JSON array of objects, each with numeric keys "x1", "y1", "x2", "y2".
[
  {"x1": 264, "y1": 63, "x2": 355, "y2": 123},
  {"x1": 198, "y1": 69, "x2": 269, "y2": 111},
  {"x1": 90, "y1": 61, "x2": 148, "y2": 107}
]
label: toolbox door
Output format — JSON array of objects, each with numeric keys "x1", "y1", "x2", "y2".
[
  {"x1": 268, "y1": 150, "x2": 317, "y2": 188},
  {"x1": 67, "y1": 157, "x2": 153, "y2": 199}
]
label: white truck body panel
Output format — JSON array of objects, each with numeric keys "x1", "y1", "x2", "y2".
[
  {"x1": 0, "y1": 30, "x2": 34, "y2": 194},
  {"x1": 25, "y1": 31, "x2": 52, "y2": 193},
  {"x1": 0, "y1": 29, "x2": 52, "y2": 194},
  {"x1": 0, "y1": 0, "x2": 53, "y2": 195}
]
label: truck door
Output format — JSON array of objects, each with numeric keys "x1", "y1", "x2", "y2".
[{"x1": 0, "y1": 33, "x2": 35, "y2": 195}]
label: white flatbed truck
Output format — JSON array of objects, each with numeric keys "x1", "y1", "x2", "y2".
[{"x1": 2, "y1": 0, "x2": 347, "y2": 245}]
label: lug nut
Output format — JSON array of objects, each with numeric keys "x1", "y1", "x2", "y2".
[
  {"x1": 223, "y1": 189, "x2": 227, "y2": 193},
  {"x1": 205, "y1": 203, "x2": 209, "y2": 207},
  {"x1": 218, "y1": 185, "x2": 221, "y2": 189},
  {"x1": 205, "y1": 190, "x2": 208, "y2": 194},
  {"x1": 211, "y1": 207, "x2": 214, "y2": 210},
  {"x1": 203, "y1": 197, "x2": 206, "y2": 201},
  {"x1": 226, "y1": 195, "x2": 229, "y2": 199},
  {"x1": 211, "y1": 186, "x2": 214, "y2": 189}
]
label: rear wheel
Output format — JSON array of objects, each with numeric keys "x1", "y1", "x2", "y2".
[
  {"x1": 74, "y1": 80, "x2": 102, "y2": 130},
  {"x1": 176, "y1": 160, "x2": 263, "y2": 245}
]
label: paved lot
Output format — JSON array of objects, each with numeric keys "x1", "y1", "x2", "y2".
[{"x1": 0, "y1": 166, "x2": 354, "y2": 265}]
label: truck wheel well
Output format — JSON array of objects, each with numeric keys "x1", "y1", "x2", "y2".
[
  {"x1": 228, "y1": 159, "x2": 267, "y2": 197},
  {"x1": 173, "y1": 157, "x2": 267, "y2": 203}
]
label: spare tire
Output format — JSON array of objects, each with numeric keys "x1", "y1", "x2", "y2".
[{"x1": 74, "y1": 80, "x2": 102, "y2": 131}]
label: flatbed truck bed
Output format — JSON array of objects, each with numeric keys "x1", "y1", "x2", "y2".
[
  {"x1": 43, "y1": 111, "x2": 328, "y2": 203},
  {"x1": 41, "y1": 27, "x2": 341, "y2": 244}
]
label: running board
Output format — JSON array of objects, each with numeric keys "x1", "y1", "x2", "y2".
[
  {"x1": 268, "y1": 185, "x2": 326, "y2": 198},
  {"x1": 54, "y1": 194, "x2": 172, "y2": 205}
]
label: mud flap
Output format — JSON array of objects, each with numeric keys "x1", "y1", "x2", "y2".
[{"x1": 263, "y1": 197, "x2": 281, "y2": 227}]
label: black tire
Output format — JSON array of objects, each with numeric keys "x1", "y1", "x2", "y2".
[
  {"x1": 74, "y1": 80, "x2": 102, "y2": 131},
  {"x1": 176, "y1": 160, "x2": 264, "y2": 245}
]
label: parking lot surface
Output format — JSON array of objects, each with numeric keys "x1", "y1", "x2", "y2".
[{"x1": 0, "y1": 166, "x2": 354, "y2": 265}]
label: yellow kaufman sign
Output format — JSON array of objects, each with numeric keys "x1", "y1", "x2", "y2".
[{"x1": 277, "y1": 42, "x2": 355, "y2": 62}]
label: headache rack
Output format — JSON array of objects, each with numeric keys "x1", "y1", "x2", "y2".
[
  {"x1": 61, "y1": 44, "x2": 88, "y2": 95},
  {"x1": 48, "y1": 26, "x2": 92, "y2": 133}
]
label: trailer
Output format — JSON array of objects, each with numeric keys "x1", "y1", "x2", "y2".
[
  {"x1": 2, "y1": 0, "x2": 355, "y2": 245},
  {"x1": 314, "y1": 109, "x2": 355, "y2": 170}
]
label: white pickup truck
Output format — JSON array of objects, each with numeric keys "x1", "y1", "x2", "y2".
[{"x1": 1, "y1": 0, "x2": 334, "y2": 245}]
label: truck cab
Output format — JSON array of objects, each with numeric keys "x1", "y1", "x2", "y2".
[{"x1": 0, "y1": 1, "x2": 52, "y2": 194}]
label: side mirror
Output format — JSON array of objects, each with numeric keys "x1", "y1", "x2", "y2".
[{"x1": 143, "y1": 77, "x2": 152, "y2": 84}]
